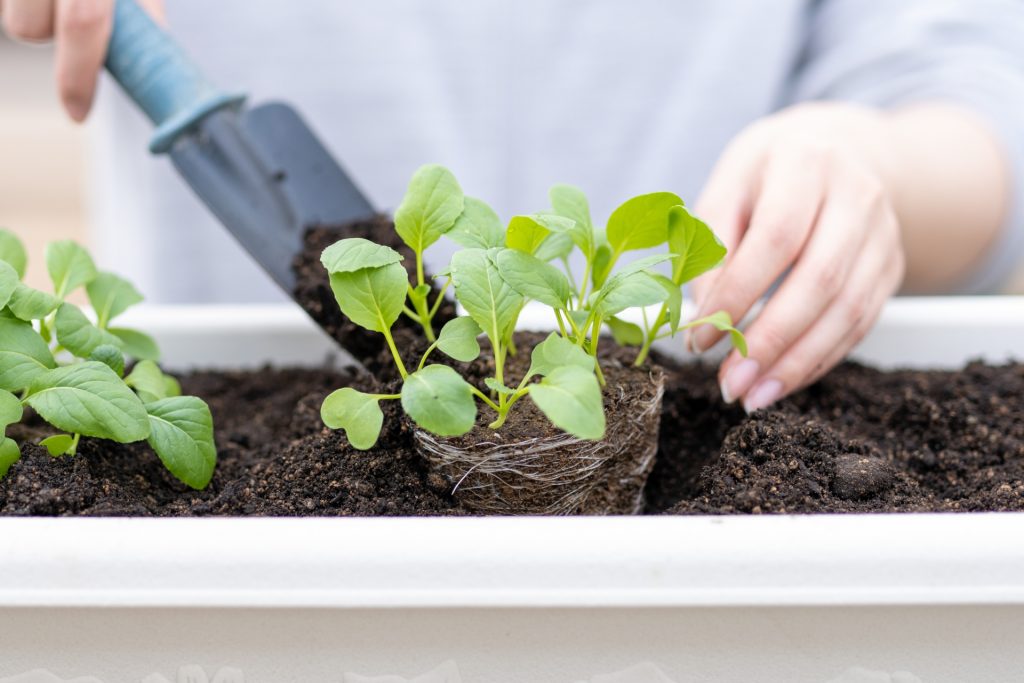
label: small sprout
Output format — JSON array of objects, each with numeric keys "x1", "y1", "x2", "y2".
[
  {"x1": 0, "y1": 233, "x2": 217, "y2": 489},
  {"x1": 319, "y1": 164, "x2": 745, "y2": 450},
  {"x1": 40, "y1": 433, "x2": 76, "y2": 457},
  {"x1": 321, "y1": 388, "x2": 386, "y2": 451}
]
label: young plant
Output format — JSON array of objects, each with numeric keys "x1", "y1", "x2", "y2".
[
  {"x1": 319, "y1": 165, "x2": 745, "y2": 451},
  {"x1": 0, "y1": 229, "x2": 216, "y2": 489}
]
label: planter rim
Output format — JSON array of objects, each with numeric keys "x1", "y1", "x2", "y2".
[{"x1": 2, "y1": 513, "x2": 1023, "y2": 609}]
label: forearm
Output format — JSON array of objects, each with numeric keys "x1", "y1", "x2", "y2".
[{"x1": 873, "y1": 104, "x2": 1010, "y2": 292}]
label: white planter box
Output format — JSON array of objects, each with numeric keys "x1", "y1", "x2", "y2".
[{"x1": 2, "y1": 297, "x2": 1023, "y2": 683}]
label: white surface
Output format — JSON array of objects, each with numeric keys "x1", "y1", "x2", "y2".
[{"x1": 1, "y1": 514, "x2": 1023, "y2": 609}]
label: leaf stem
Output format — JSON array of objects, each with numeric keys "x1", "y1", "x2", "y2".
[
  {"x1": 371, "y1": 393, "x2": 402, "y2": 400},
  {"x1": 418, "y1": 341, "x2": 438, "y2": 371},
  {"x1": 428, "y1": 278, "x2": 451, "y2": 318},
  {"x1": 554, "y1": 309, "x2": 568, "y2": 338},
  {"x1": 382, "y1": 327, "x2": 409, "y2": 378},
  {"x1": 470, "y1": 386, "x2": 501, "y2": 413},
  {"x1": 634, "y1": 305, "x2": 669, "y2": 366}
]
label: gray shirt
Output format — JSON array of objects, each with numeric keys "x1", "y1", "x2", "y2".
[{"x1": 87, "y1": 0, "x2": 1024, "y2": 302}]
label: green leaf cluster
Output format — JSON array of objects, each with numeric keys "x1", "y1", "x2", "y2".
[
  {"x1": 318, "y1": 165, "x2": 746, "y2": 450},
  {"x1": 0, "y1": 230, "x2": 216, "y2": 489}
]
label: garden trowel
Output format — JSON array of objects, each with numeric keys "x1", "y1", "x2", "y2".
[{"x1": 103, "y1": 0, "x2": 375, "y2": 294}]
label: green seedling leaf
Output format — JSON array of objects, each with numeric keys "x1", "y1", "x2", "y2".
[
  {"x1": 650, "y1": 273, "x2": 683, "y2": 332},
  {"x1": 85, "y1": 272, "x2": 144, "y2": 328},
  {"x1": 450, "y1": 248, "x2": 523, "y2": 344},
  {"x1": 125, "y1": 359, "x2": 174, "y2": 403},
  {"x1": 595, "y1": 271, "x2": 670, "y2": 317},
  {"x1": 0, "y1": 261, "x2": 18, "y2": 310},
  {"x1": 0, "y1": 229, "x2": 28, "y2": 279},
  {"x1": 668, "y1": 205, "x2": 727, "y2": 284},
  {"x1": 164, "y1": 374, "x2": 182, "y2": 398},
  {"x1": 527, "y1": 332, "x2": 595, "y2": 379},
  {"x1": 494, "y1": 248, "x2": 571, "y2": 309},
  {"x1": 145, "y1": 396, "x2": 216, "y2": 490},
  {"x1": 0, "y1": 317, "x2": 57, "y2": 392},
  {"x1": 448, "y1": 197, "x2": 505, "y2": 249},
  {"x1": 549, "y1": 185, "x2": 595, "y2": 256},
  {"x1": 0, "y1": 389, "x2": 23, "y2": 428},
  {"x1": 606, "y1": 316, "x2": 645, "y2": 346},
  {"x1": 606, "y1": 192, "x2": 683, "y2": 254},
  {"x1": 0, "y1": 437, "x2": 19, "y2": 478},
  {"x1": 321, "y1": 238, "x2": 403, "y2": 274},
  {"x1": 90, "y1": 344, "x2": 125, "y2": 377},
  {"x1": 683, "y1": 311, "x2": 748, "y2": 356},
  {"x1": 394, "y1": 164, "x2": 464, "y2": 254},
  {"x1": 328, "y1": 262, "x2": 408, "y2": 333},
  {"x1": 435, "y1": 316, "x2": 482, "y2": 362},
  {"x1": 321, "y1": 387, "x2": 384, "y2": 450},
  {"x1": 6, "y1": 283, "x2": 60, "y2": 321},
  {"x1": 108, "y1": 327, "x2": 160, "y2": 361},
  {"x1": 401, "y1": 364, "x2": 477, "y2": 436},
  {"x1": 26, "y1": 361, "x2": 150, "y2": 443},
  {"x1": 505, "y1": 215, "x2": 551, "y2": 255},
  {"x1": 592, "y1": 244, "x2": 613, "y2": 289},
  {"x1": 533, "y1": 231, "x2": 574, "y2": 263},
  {"x1": 40, "y1": 433, "x2": 74, "y2": 457},
  {"x1": 484, "y1": 377, "x2": 516, "y2": 396},
  {"x1": 528, "y1": 365, "x2": 605, "y2": 440},
  {"x1": 54, "y1": 302, "x2": 122, "y2": 358},
  {"x1": 46, "y1": 240, "x2": 97, "y2": 299}
]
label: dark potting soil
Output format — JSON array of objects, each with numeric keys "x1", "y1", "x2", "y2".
[{"x1": 1, "y1": 216, "x2": 1022, "y2": 516}]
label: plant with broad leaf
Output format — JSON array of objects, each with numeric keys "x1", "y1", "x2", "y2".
[
  {"x1": 320, "y1": 165, "x2": 745, "y2": 450},
  {"x1": 0, "y1": 230, "x2": 216, "y2": 489}
]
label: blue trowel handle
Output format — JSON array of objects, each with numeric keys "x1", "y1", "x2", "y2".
[{"x1": 104, "y1": 0, "x2": 244, "y2": 154}]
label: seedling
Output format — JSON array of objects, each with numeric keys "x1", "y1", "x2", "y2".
[
  {"x1": 0, "y1": 230, "x2": 216, "y2": 489},
  {"x1": 320, "y1": 165, "x2": 745, "y2": 451}
]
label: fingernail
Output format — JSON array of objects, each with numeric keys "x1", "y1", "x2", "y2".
[
  {"x1": 743, "y1": 379, "x2": 783, "y2": 414},
  {"x1": 689, "y1": 324, "x2": 715, "y2": 355},
  {"x1": 66, "y1": 100, "x2": 88, "y2": 123},
  {"x1": 720, "y1": 358, "x2": 760, "y2": 404}
]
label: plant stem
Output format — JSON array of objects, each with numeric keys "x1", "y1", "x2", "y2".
[
  {"x1": 382, "y1": 327, "x2": 409, "y2": 378},
  {"x1": 634, "y1": 304, "x2": 668, "y2": 366},
  {"x1": 554, "y1": 309, "x2": 568, "y2": 337},
  {"x1": 428, "y1": 278, "x2": 451, "y2": 318},
  {"x1": 488, "y1": 388, "x2": 529, "y2": 429},
  {"x1": 418, "y1": 341, "x2": 438, "y2": 371},
  {"x1": 67, "y1": 433, "x2": 80, "y2": 457},
  {"x1": 470, "y1": 386, "x2": 501, "y2": 413}
]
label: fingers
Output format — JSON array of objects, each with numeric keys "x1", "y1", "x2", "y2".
[
  {"x1": 2, "y1": 0, "x2": 56, "y2": 42},
  {"x1": 54, "y1": 0, "x2": 114, "y2": 121},
  {"x1": 688, "y1": 130, "x2": 765, "y2": 308},
  {"x1": 716, "y1": 162, "x2": 876, "y2": 403},
  {"x1": 741, "y1": 208, "x2": 904, "y2": 412},
  {"x1": 688, "y1": 143, "x2": 827, "y2": 354}
]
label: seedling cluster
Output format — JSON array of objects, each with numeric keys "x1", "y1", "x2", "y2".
[
  {"x1": 321, "y1": 165, "x2": 745, "y2": 451},
  {"x1": 0, "y1": 231, "x2": 216, "y2": 489}
]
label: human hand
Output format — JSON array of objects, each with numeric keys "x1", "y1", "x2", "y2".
[
  {"x1": 1, "y1": 0, "x2": 164, "y2": 121},
  {"x1": 688, "y1": 103, "x2": 906, "y2": 413}
]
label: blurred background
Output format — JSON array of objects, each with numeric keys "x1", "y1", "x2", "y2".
[
  {"x1": 4, "y1": 24, "x2": 1024, "y2": 300},
  {"x1": 1, "y1": 35, "x2": 88, "y2": 294}
]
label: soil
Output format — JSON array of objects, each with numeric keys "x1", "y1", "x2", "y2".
[{"x1": 1, "y1": 218, "x2": 1022, "y2": 516}]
